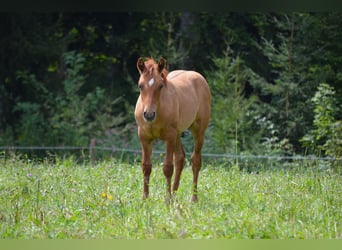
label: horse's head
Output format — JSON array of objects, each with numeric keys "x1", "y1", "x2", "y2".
[{"x1": 136, "y1": 57, "x2": 168, "y2": 122}]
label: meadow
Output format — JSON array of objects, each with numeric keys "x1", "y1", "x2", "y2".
[{"x1": 0, "y1": 153, "x2": 341, "y2": 239}]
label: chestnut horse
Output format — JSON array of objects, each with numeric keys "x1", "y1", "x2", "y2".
[{"x1": 134, "y1": 57, "x2": 211, "y2": 202}]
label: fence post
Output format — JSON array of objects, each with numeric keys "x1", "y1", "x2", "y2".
[{"x1": 89, "y1": 138, "x2": 96, "y2": 166}]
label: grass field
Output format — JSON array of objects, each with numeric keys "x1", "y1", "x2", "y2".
[{"x1": 0, "y1": 154, "x2": 341, "y2": 239}]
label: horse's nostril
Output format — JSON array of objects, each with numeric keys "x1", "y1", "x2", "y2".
[{"x1": 143, "y1": 111, "x2": 156, "y2": 122}]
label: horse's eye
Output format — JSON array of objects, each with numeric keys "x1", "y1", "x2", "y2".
[
  {"x1": 159, "y1": 84, "x2": 163, "y2": 90},
  {"x1": 139, "y1": 84, "x2": 144, "y2": 91}
]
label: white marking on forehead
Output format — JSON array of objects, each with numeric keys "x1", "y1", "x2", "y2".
[{"x1": 148, "y1": 78, "x2": 155, "y2": 87}]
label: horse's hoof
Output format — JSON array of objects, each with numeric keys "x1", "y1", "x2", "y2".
[
  {"x1": 164, "y1": 196, "x2": 172, "y2": 205},
  {"x1": 191, "y1": 195, "x2": 198, "y2": 203}
]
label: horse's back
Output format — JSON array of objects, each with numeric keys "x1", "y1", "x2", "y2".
[
  {"x1": 167, "y1": 70, "x2": 211, "y2": 130},
  {"x1": 167, "y1": 70, "x2": 210, "y2": 95},
  {"x1": 170, "y1": 69, "x2": 210, "y2": 97}
]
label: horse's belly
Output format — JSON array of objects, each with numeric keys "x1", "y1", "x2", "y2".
[{"x1": 178, "y1": 96, "x2": 198, "y2": 131}]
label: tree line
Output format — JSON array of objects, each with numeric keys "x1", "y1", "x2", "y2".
[{"x1": 0, "y1": 12, "x2": 341, "y2": 160}]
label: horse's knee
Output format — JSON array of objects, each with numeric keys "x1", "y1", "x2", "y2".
[
  {"x1": 163, "y1": 163, "x2": 174, "y2": 178},
  {"x1": 191, "y1": 153, "x2": 202, "y2": 168},
  {"x1": 175, "y1": 151, "x2": 185, "y2": 165},
  {"x1": 142, "y1": 163, "x2": 152, "y2": 176},
  {"x1": 174, "y1": 140, "x2": 185, "y2": 164}
]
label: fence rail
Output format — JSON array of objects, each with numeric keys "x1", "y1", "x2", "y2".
[{"x1": 0, "y1": 146, "x2": 340, "y2": 161}]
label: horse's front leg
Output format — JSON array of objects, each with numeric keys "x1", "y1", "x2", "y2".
[{"x1": 140, "y1": 137, "x2": 153, "y2": 200}]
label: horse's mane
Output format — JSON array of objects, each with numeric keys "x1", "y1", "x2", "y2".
[{"x1": 144, "y1": 57, "x2": 169, "y2": 77}]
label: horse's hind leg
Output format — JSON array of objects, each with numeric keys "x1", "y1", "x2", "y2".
[
  {"x1": 190, "y1": 123, "x2": 206, "y2": 202},
  {"x1": 172, "y1": 135, "x2": 185, "y2": 196}
]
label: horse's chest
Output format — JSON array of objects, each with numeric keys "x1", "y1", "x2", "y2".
[
  {"x1": 141, "y1": 123, "x2": 168, "y2": 140},
  {"x1": 149, "y1": 126, "x2": 163, "y2": 139}
]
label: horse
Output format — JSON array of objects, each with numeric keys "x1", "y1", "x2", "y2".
[{"x1": 134, "y1": 57, "x2": 211, "y2": 202}]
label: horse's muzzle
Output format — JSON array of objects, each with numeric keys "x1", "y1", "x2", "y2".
[{"x1": 143, "y1": 111, "x2": 156, "y2": 122}]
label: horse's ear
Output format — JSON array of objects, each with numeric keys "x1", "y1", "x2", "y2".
[
  {"x1": 157, "y1": 57, "x2": 166, "y2": 73},
  {"x1": 137, "y1": 57, "x2": 145, "y2": 74}
]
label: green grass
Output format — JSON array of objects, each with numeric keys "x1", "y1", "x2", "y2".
[{"x1": 0, "y1": 154, "x2": 341, "y2": 239}]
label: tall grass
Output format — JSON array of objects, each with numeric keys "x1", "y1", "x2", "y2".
[{"x1": 0, "y1": 154, "x2": 341, "y2": 239}]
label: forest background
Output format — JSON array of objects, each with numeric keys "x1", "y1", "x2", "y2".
[{"x1": 0, "y1": 12, "x2": 341, "y2": 162}]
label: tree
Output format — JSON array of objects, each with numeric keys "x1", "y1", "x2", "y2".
[
  {"x1": 251, "y1": 13, "x2": 321, "y2": 153},
  {"x1": 2, "y1": 12, "x2": 342, "y2": 158},
  {"x1": 0, "y1": 13, "x2": 66, "y2": 136},
  {"x1": 301, "y1": 83, "x2": 341, "y2": 160},
  {"x1": 15, "y1": 51, "x2": 123, "y2": 146},
  {"x1": 206, "y1": 46, "x2": 259, "y2": 154}
]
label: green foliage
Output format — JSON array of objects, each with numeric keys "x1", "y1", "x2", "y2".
[
  {"x1": 13, "y1": 103, "x2": 46, "y2": 146},
  {"x1": 206, "y1": 47, "x2": 259, "y2": 154},
  {"x1": 14, "y1": 51, "x2": 124, "y2": 146},
  {"x1": 143, "y1": 12, "x2": 189, "y2": 67},
  {"x1": 254, "y1": 114, "x2": 294, "y2": 156},
  {"x1": 1, "y1": 156, "x2": 341, "y2": 239},
  {"x1": 2, "y1": 13, "x2": 342, "y2": 158},
  {"x1": 50, "y1": 51, "x2": 121, "y2": 146},
  {"x1": 253, "y1": 14, "x2": 307, "y2": 152},
  {"x1": 301, "y1": 83, "x2": 342, "y2": 160},
  {"x1": 14, "y1": 71, "x2": 51, "y2": 146}
]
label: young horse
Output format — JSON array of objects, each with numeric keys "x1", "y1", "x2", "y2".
[{"x1": 135, "y1": 57, "x2": 211, "y2": 202}]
